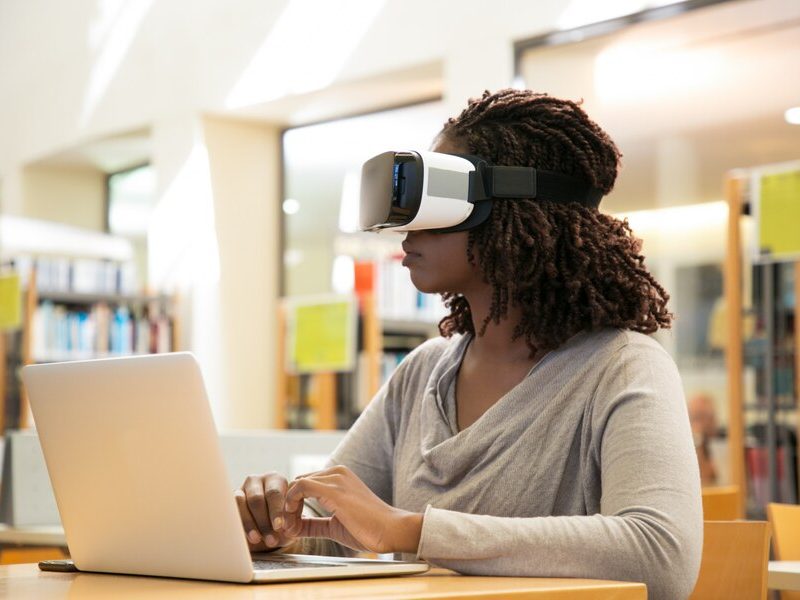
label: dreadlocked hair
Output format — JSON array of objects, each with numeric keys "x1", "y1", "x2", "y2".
[{"x1": 437, "y1": 89, "x2": 672, "y2": 355}]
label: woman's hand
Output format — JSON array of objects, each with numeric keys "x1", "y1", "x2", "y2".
[
  {"x1": 234, "y1": 472, "x2": 304, "y2": 552},
  {"x1": 285, "y1": 465, "x2": 423, "y2": 554}
]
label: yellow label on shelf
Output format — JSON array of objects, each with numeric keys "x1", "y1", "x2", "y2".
[
  {"x1": 0, "y1": 272, "x2": 21, "y2": 330},
  {"x1": 289, "y1": 296, "x2": 356, "y2": 374},
  {"x1": 758, "y1": 169, "x2": 800, "y2": 261}
]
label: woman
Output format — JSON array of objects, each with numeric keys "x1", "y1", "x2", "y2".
[{"x1": 236, "y1": 89, "x2": 702, "y2": 600}]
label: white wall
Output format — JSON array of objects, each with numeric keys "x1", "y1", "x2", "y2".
[{"x1": 0, "y1": 0, "x2": 687, "y2": 428}]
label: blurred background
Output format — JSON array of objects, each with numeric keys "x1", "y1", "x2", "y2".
[{"x1": 0, "y1": 0, "x2": 799, "y2": 522}]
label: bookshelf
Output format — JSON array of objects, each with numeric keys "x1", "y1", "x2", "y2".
[
  {"x1": 0, "y1": 217, "x2": 179, "y2": 431},
  {"x1": 724, "y1": 164, "x2": 800, "y2": 518},
  {"x1": 276, "y1": 257, "x2": 442, "y2": 431},
  {"x1": 26, "y1": 272, "x2": 175, "y2": 364}
]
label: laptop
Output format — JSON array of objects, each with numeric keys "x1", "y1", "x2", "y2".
[{"x1": 22, "y1": 352, "x2": 429, "y2": 583}]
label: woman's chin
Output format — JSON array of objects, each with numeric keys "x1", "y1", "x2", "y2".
[{"x1": 408, "y1": 272, "x2": 441, "y2": 295}]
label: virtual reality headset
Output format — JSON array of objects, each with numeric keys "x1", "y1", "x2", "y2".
[{"x1": 359, "y1": 150, "x2": 604, "y2": 233}]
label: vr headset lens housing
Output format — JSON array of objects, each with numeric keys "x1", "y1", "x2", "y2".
[
  {"x1": 358, "y1": 150, "x2": 603, "y2": 233},
  {"x1": 359, "y1": 151, "x2": 475, "y2": 232}
]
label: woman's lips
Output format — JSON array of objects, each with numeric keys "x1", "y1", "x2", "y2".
[{"x1": 401, "y1": 251, "x2": 421, "y2": 267}]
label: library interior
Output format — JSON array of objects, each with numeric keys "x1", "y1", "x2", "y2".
[{"x1": 1, "y1": 0, "x2": 800, "y2": 598}]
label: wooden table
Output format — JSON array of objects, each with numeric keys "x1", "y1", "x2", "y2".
[
  {"x1": 0, "y1": 564, "x2": 646, "y2": 599},
  {"x1": 769, "y1": 561, "x2": 800, "y2": 592}
]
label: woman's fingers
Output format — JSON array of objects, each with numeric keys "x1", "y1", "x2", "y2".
[
  {"x1": 284, "y1": 499, "x2": 305, "y2": 537},
  {"x1": 243, "y1": 475, "x2": 273, "y2": 541},
  {"x1": 264, "y1": 476, "x2": 288, "y2": 532},
  {"x1": 285, "y1": 477, "x2": 333, "y2": 513},
  {"x1": 234, "y1": 489, "x2": 267, "y2": 549},
  {"x1": 238, "y1": 473, "x2": 295, "y2": 549},
  {"x1": 284, "y1": 466, "x2": 404, "y2": 554},
  {"x1": 235, "y1": 468, "x2": 360, "y2": 552}
]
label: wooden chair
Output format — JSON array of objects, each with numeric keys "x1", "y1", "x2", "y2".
[
  {"x1": 767, "y1": 503, "x2": 800, "y2": 600},
  {"x1": 689, "y1": 520, "x2": 770, "y2": 600},
  {"x1": 701, "y1": 485, "x2": 742, "y2": 520}
]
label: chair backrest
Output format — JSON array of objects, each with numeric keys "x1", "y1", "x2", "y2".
[
  {"x1": 767, "y1": 503, "x2": 800, "y2": 600},
  {"x1": 689, "y1": 520, "x2": 771, "y2": 600},
  {"x1": 701, "y1": 485, "x2": 742, "y2": 520},
  {"x1": 768, "y1": 503, "x2": 800, "y2": 559}
]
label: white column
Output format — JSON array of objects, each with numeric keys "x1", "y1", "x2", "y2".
[
  {"x1": 148, "y1": 113, "x2": 227, "y2": 425},
  {"x1": 202, "y1": 115, "x2": 280, "y2": 429}
]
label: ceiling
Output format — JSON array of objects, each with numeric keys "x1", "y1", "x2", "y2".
[
  {"x1": 519, "y1": 0, "x2": 800, "y2": 212},
  {"x1": 31, "y1": 128, "x2": 152, "y2": 173}
]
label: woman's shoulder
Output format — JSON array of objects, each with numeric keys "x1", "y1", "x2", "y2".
[
  {"x1": 388, "y1": 334, "x2": 464, "y2": 385},
  {"x1": 402, "y1": 334, "x2": 461, "y2": 369},
  {"x1": 581, "y1": 328, "x2": 683, "y2": 401},
  {"x1": 560, "y1": 328, "x2": 680, "y2": 398},
  {"x1": 576, "y1": 328, "x2": 674, "y2": 365}
]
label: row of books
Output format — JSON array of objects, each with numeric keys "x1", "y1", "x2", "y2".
[
  {"x1": 14, "y1": 255, "x2": 138, "y2": 296},
  {"x1": 31, "y1": 301, "x2": 171, "y2": 362},
  {"x1": 354, "y1": 258, "x2": 447, "y2": 323},
  {"x1": 745, "y1": 444, "x2": 797, "y2": 509}
]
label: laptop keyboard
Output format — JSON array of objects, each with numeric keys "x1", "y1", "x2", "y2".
[{"x1": 253, "y1": 559, "x2": 346, "y2": 570}]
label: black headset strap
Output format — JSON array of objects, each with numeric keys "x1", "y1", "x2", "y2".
[
  {"x1": 470, "y1": 160, "x2": 603, "y2": 208},
  {"x1": 431, "y1": 154, "x2": 603, "y2": 233}
]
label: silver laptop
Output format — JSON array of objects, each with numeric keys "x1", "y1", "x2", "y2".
[{"x1": 22, "y1": 352, "x2": 428, "y2": 583}]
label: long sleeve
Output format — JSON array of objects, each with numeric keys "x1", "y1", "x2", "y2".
[
  {"x1": 296, "y1": 367, "x2": 400, "y2": 557},
  {"x1": 326, "y1": 338, "x2": 449, "y2": 502},
  {"x1": 415, "y1": 341, "x2": 703, "y2": 600},
  {"x1": 326, "y1": 377, "x2": 396, "y2": 504}
]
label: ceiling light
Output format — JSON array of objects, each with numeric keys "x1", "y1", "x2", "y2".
[
  {"x1": 785, "y1": 107, "x2": 800, "y2": 125},
  {"x1": 282, "y1": 198, "x2": 300, "y2": 215}
]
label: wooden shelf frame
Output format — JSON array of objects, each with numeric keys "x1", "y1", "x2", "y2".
[
  {"x1": 275, "y1": 293, "x2": 403, "y2": 430},
  {"x1": 724, "y1": 170, "x2": 800, "y2": 516}
]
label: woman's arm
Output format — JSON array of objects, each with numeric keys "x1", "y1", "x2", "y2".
[
  {"x1": 285, "y1": 350, "x2": 414, "y2": 555},
  {"x1": 323, "y1": 374, "x2": 398, "y2": 504},
  {"x1": 415, "y1": 343, "x2": 703, "y2": 600},
  {"x1": 235, "y1": 359, "x2": 403, "y2": 556}
]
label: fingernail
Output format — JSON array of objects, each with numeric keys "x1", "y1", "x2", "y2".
[
  {"x1": 273, "y1": 516, "x2": 284, "y2": 530},
  {"x1": 248, "y1": 530, "x2": 261, "y2": 544},
  {"x1": 265, "y1": 534, "x2": 277, "y2": 547}
]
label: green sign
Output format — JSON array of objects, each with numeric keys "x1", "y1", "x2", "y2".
[
  {"x1": 287, "y1": 295, "x2": 356, "y2": 374},
  {"x1": 0, "y1": 273, "x2": 21, "y2": 330},
  {"x1": 757, "y1": 169, "x2": 800, "y2": 262}
]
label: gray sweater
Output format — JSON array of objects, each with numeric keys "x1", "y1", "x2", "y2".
[{"x1": 329, "y1": 328, "x2": 703, "y2": 600}]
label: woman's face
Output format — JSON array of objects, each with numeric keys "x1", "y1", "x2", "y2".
[
  {"x1": 401, "y1": 229, "x2": 478, "y2": 295},
  {"x1": 401, "y1": 134, "x2": 484, "y2": 295}
]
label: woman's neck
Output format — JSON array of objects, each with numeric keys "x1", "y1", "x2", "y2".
[{"x1": 464, "y1": 290, "x2": 540, "y2": 364}]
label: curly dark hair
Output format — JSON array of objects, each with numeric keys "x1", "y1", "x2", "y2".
[{"x1": 437, "y1": 89, "x2": 672, "y2": 354}]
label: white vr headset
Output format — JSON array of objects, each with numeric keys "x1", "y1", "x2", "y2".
[{"x1": 359, "y1": 150, "x2": 604, "y2": 233}]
